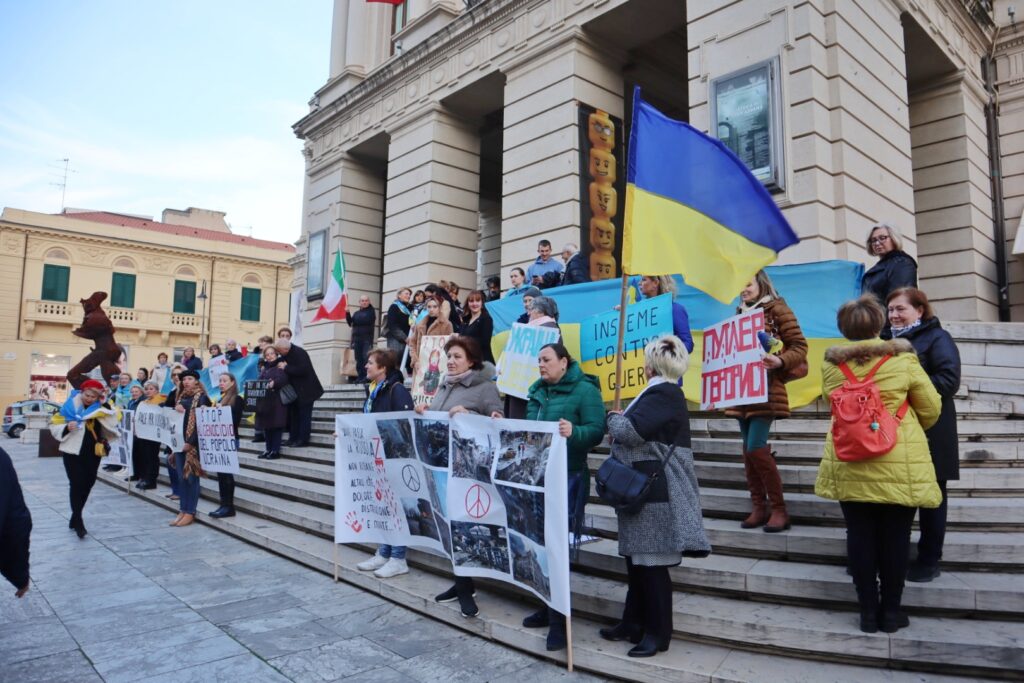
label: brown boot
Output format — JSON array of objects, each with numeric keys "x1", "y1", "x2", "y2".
[
  {"x1": 749, "y1": 446, "x2": 790, "y2": 533},
  {"x1": 740, "y1": 449, "x2": 769, "y2": 529}
]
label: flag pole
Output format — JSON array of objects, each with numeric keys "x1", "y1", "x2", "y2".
[
  {"x1": 612, "y1": 273, "x2": 630, "y2": 411},
  {"x1": 565, "y1": 611, "x2": 574, "y2": 671},
  {"x1": 333, "y1": 543, "x2": 339, "y2": 582}
]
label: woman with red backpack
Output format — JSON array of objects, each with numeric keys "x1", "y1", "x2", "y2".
[
  {"x1": 725, "y1": 270, "x2": 807, "y2": 533},
  {"x1": 815, "y1": 295, "x2": 941, "y2": 634}
]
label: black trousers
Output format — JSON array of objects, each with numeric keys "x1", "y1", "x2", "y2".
[
  {"x1": 840, "y1": 501, "x2": 916, "y2": 617},
  {"x1": 132, "y1": 439, "x2": 160, "y2": 485},
  {"x1": 916, "y1": 480, "x2": 947, "y2": 567},
  {"x1": 217, "y1": 473, "x2": 235, "y2": 508},
  {"x1": 621, "y1": 557, "x2": 673, "y2": 644},
  {"x1": 63, "y1": 451, "x2": 101, "y2": 523},
  {"x1": 352, "y1": 340, "x2": 371, "y2": 382},
  {"x1": 288, "y1": 402, "x2": 313, "y2": 445}
]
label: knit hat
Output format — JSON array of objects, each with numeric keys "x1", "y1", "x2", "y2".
[
  {"x1": 179, "y1": 369, "x2": 200, "y2": 381},
  {"x1": 80, "y1": 379, "x2": 105, "y2": 392}
]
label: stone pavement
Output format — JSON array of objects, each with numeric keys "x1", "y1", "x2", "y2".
[{"x1": 0, "y1": 441, "x2": 609, "y2": 683}]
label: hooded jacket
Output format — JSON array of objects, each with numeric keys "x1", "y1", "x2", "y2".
[
  {"x1": 526, "y1": 361, "x2": 605, "y2": 473},
  {"x1": 814, "y1": 338, "x2": 942, "y2": 508}
]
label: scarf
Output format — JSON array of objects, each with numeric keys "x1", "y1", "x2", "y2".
[
  {"x1": 445, "y1": 369, "x2": 473, "y2": 386},
  {"x1": 738, "y1": 295, "x2": 773, "y2": 314},
  {"x1": 178, "y1": 383, "x2": 207, "y2": 478},
  {"x1": 891, "y1": 319, "x2": 923, "y2": 337},
  {"x1": 59, "y1": 391, "x2": 103, "y2": 423},
  {"x1": 392, "y1": 299, "x2": 411, "y2": 318},
  {"x1": 364, "y1": 380, "x2": 385, "y2": 413}
]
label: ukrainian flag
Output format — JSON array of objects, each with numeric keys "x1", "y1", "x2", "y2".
[{"x1": 623, "y1": 88, "x2": 799, "y2": 303}]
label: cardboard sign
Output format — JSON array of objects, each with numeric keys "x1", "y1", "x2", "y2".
[
  {"x1": 411, "y1": 335, "x2": 451, "y2": 408},
  {"x1": 579, "y1": 293, "x2": 672, "y2": 401},
  {"x1": 244, "y1": 379, "x2": 271, "y2": 411},
  {"x1": 495, "y1": 324, "x2": 561, "y2": 399},
  {"x1": 196, "y1": 406, "x2": 239, "y2": 474},
  {"x1": 134, "y1": 402, "x2": 186, "y2": 452},
  {"x1": 700, "y1": 309, "x2": 768, "y2": 410}
]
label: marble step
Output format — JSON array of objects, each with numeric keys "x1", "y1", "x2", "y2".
[
  {"x1": 95, "y1": 472, "x2": 1023, "y2": 679},
  {"x1": 687, "y1": 437, "x2": 1024, "y2": 465}
]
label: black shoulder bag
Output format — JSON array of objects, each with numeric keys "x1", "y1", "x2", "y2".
[{"x1": 595, "y1": 447, "x2": 668, "y2": 514}]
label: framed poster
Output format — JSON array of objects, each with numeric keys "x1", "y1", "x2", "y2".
[
  {"x1": 711, "y1": 58, "x2": 785, "y2": 192},
  {"x1": 306, "y1": 230, "x2": 327, "y2": 300}
]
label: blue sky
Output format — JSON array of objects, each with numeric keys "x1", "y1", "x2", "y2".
[{"x1": 0, "y1": 0, "x2": 332, "y2": 243}]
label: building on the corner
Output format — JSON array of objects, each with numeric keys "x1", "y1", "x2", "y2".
[
  {"x1": 291, "y1": 0, "x2": 1024, "y2": 383},
  {"x1": 0, "y1": 206, "x2": 294, "y2": 408}
]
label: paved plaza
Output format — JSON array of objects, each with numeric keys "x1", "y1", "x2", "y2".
[{"x1": 0, "y1": 441, "x2": 608, "y2": 683}]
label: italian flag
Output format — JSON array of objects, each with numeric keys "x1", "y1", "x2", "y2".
[{"x1": 311, "y1": 248, "x2": 348, "y2": 322}]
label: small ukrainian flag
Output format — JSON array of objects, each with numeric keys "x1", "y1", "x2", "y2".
[{"x1": 622, "y1": 88, "x2": 799, "y2": 303}]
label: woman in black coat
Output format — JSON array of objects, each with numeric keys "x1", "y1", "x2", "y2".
[
  {"x1": 861, "y1": 223, "x2": 918, "y2": 307},
  {"x1": 256, "y1": 346, "x2": 290, "y2": 460},
  {"x1": 884, "y1": 287, "x2": 960, "y2": 583},
  {"x1": 278, "y1": 339, "x2": 324, "y2": 447},
  {"x1": 459, "y1": 290, "x2": 495, "y2": 364}
]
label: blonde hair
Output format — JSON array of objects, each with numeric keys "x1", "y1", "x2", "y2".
[
  {"x1": 866, "y1": 222, "x2": 903, "y2": 253},
  {"x1": 751, "y1": 270, "x2": 778, "y2": 300},
  {"x1": 644, "y1": 335, "x2": 689, "y2": 381},
  {"x1": 654, "y1": 275, "x2": 677, "y2": 297}
]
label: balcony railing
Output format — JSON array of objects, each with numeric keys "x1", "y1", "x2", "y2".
[{"x1": 24, "y1": 299, "x2": 199, "y2": 336}]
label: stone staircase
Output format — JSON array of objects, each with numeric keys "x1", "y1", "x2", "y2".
[{"x1": 100, "y1": 323, "x2": 1024, "y2": 681}]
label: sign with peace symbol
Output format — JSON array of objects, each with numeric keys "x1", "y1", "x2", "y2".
[
  {"x1": 401, "y1": 464, "x2": 421, "y2": 492},
  {"x1": 465, "y1": 484, "x2": 492, "y2": 519}
]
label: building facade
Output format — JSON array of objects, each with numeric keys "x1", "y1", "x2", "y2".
[
  {"x1": 292, "y1": 0, "x2": 1024, "y2": 383},
  {"x1": 0, "y1": 207, "x2": 294, "y2": 409}
]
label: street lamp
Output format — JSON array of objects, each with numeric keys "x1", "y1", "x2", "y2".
[{"x1": 198, "y1": 279, "x2": 208, "y2": 359}]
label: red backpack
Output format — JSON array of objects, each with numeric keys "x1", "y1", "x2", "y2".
[{"x1": 830, "y1": 355, "x2": 909, "y2": 462}]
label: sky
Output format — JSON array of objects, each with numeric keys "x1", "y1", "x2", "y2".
[{"x1": 0, "y1": 0, "x2": 332, "y2": 244}]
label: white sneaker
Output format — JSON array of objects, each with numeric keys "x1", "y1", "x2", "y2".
[
  {"x1": 357, "y1": 554, "x2": 388, "y2": 571},
  {"x1": 374, "y1": 558, "x2": 409, "y2": 579}
]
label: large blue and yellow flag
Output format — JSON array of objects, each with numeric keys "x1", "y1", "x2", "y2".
[{"x1": 623, "y1": 88, "x2": 799, "y2": 303}]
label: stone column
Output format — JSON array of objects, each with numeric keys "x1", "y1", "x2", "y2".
[
  {"x1": 995, "y1": 33, "x2": 1024, "y2": 321},
  {"x1": 382, "y1": 108, "x2": 481, "y2": 298},
  {"x1": 329, "y1": 0, "x2": 350, "y2": 79},
  {"x1": 500, "y1": 38, "x2": 623, "y2": 284}
]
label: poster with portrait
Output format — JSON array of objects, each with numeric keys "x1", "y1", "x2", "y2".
[
  {"x1": 102, "y1": 409, "x2": 133, "y2": 472},
  {"x1": 334, "y1": 412, "x2": 569, "y2": 613},
  {"x1": 411, "y1": 335, "x2": 451, "y2": 408},
  {"x1": 578, "y1": 102, "x2": 626, "y2": 281}
]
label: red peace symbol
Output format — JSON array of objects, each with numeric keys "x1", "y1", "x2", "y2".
[{"x1": 465, "y1": 484, "x2": 491, "y2": 519}]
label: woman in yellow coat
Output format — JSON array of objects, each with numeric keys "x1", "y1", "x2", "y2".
[{"x1": 815, "y1": 295, "x2": 941, "y2": 635}]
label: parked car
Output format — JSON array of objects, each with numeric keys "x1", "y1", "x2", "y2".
[{"x1": 3, "y1": 400, "x2": 61, "y2": 438}]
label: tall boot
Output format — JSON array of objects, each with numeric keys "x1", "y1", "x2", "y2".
[
  {"x1": 750, "y1": 446, "x2": 790, "y2": 532},
  {"x1": 740, "y1": 448, "x2": 769, "y2": 528},
  {"x1": 628, "y1": 566, "x2": 670, "y2": 657}
]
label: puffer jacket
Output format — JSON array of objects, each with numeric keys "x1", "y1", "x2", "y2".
[
  {"x1": 814, "y1": 338, "x2": 942, "y2": 508},
  {"x1": 725, "y1": 297, "x2": 807, "y2": 419},
  {"x1": 526, "y1": 361, "x2": 605, "y2": 473}
]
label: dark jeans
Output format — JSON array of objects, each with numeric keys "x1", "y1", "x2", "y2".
[
  {"x1": 165, "y1": 448, "x2": 180, "y2": 495},
  {"x1": 63, "y1": 450, "x2": 101, "y2": 523},
  {"x1": 353, "y1": 340, "x2": 372, "y2": 382},
  {"x1": 916, "y1": 480, "x2": 948, "y2": 567},
  {"x1": 217, "y1": 473, "x2": 235, "y2": 508},
  {"x1": 840, "y1": 501, "x2": 916, "y2": 617},
  {"x1": 174, "y1": 451, "x2": 200, "y2": 515},
  {"x1": 620, "y1": 557, "x2": 673, "y2": 644},
  {"x1": 288, "y1": 402, "x2": 313, "y2": 445}
]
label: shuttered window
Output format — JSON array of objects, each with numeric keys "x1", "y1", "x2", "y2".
[
  {"x1": 240, "y1": 287, "x2": 261, "y2": 322},
  {"x1": 41, "y1": 264, "x2": 70, "y2": 302},
  {"x1": 173, "y1": 280, "x2": 196, "y2": 314},
  {"x1": 111, "y1": 272, "x2": 136, "y2": 308}
]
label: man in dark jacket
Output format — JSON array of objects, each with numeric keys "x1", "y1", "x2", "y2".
[
  {"x1": 346, "y1": 296, "x2": 377, "y2": 383},
  {"x1": 0, "y1": 447, "x2": 32, "y2": 598},
  {"x1": 385, "y1": 289, "x2": 413, "y2": 357},
  {"x1": 560, "y1": 243, "x2": 589, "y2": 286},
  {"x1": 278, "y1": 339, "x2": 324, "y2": 447}
]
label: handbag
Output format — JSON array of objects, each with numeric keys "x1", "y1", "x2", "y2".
[
  {"x1": 595, "y1": 453, "x2": 666, "y2": 514},
  {"x1": 279, "y1": 384, "x2": 299, "y2": 406}
]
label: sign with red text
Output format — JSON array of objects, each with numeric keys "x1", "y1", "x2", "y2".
[
  {"x1": 196, "y1": 406, "x2": 239, "y2": 474},
  {"x1": 700, "y1": 309, "x2": 768, "y2": 410}
]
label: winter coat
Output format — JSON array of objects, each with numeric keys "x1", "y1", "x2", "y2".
[
  {"x1": 409, "y1": 316, "x2": 454, "y2": 369},
  {"x1": 725, "y1": 297, "x2": 808, "y2": 420},
  {"x1": 814, "y1": 338, "x2": 942, "y2": 508},
  {"x1": 48, "y1": 397, "x2": 120, "y2": 456},
  {"x1": 562, "y1": 252, "x2": 589, "y2": 286},
  {"x1": 182, "y1": 356, "x2": 203, "y2": 372},
  {"x1": 608, "y1": 381, "x2": 710, "y2": 559},
  {"x1": 150, "y1": 363, "x2": 171, "y2": 389},
  {"x1": 459, "y1": 313, "x2": 495, "y2": 364},
  {"x1": 280, "y1": 344, "x2": 324, "y2": 405},
  {"x1": 429, "y1": 363, "x2": 503, "y2": 417},
  {"x1": 861, "y1": 250, "x2": 918, "y2": 307},
  {"x1": 884, "y1": 317, "x2": 961, "y2": 481},
  {"x1": 526, "y1": 361, "x2": 605, "y2": 473},
  {"x1": 177, "y1": 391, "x2": 212, "y2": 450},
  {"x1": 256, "y1": 362, "x2": 290, "y2": 430},
  {"x1": 0, "y1": 447, "x2": 32, "y2": 591},
  {"x1": 365, "y1": 370, "x2": 414, "y2": 413},
  {"x1": 225, "y1": 349, "x2": 243, "y2": 363},
  {"x1": 346, "y1": 306, "x2": 377, "y2": 344},
  {"x1": 385, "y1": 301, "x2": 412, "y2": 349}
]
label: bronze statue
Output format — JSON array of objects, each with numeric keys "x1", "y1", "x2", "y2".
[{"x1": 67, "y1": 291, "x2": 123, "y2": 389}]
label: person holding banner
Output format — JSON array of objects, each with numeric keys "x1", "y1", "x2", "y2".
[
  {"x1": 133, "y1": 381, "x2": 163, "y2": 490},
  {"x1": 355, "y1": 349, "x2": 416, "y2": 578},
  {"x1": 169, "y1": 370, "x2": 212, "y2": 528},
  {"x1": 637, "y1": 276, "x2": 693, "y2": 353},
  {"x1": 49, "y1": 379, "x2": 119, "y2": 538},
  {"x1": 601, "y1": 335, "x2": 710, "y2": 657},
  {"x1": 256, "y1": 346, "x2": 290, "y2": 460},
  {"x1": 506, "y1": 296, "x2": 563, "y2": 420},
  {"x1": 725, "y1": 270, "x2": 807, "y2": 533},
  {"x1": 521, "y1": 342, "x2": 605, "y2": 651},
  {"x1": 418, "y1": 337, "x2": 503, "y2": 618},
  {"x1": 459, "y1": 290, "x2": 495, "y2": 364},
  {"x1": 408, "y1": 297, "x2": 453, "y2": 376},
  {"x1": 210, "y1": 372, "x2": 244, "y2": 519}
]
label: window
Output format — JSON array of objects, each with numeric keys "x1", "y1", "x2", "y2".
[
  {"x1": 111, "y1": 272, "x2": 136, "y2": 308},
  {"x1": 173, "y1": 279, "x2": 196, "y2": 314},
  {"x1": 391, "y1": 0, "x2": 408, "y2": 55},
  {"x1": 41, "y1": 264, "x2": 70, "y2": 302},
  {"x1": 306, "y1": 230, "x2": 327, "y2": 299},
  {"x1": 240, "y1": 287, "x2": 261, "y2": 322}
]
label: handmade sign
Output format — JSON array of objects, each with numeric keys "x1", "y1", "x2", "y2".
[
  {"x1": 102, "y1": 409, "x2": 133, "y2": 472},
  {"x1": 207, "y1": 355, "x2": 230, "y2": 389},
  {"x1": 495, "y1": 324, "x2": 561, "y2": 399},
  {"x1": 134, "y1": 402, "x2": 186, "y2": 452},
  {"x1": 700, "y1": 308, "x2": 768, "y2": 410},
  {"x1": 411, "y1": 336, "x2": 451, "y2": 408},
  {"x1": 244, "y1": 379, "x2": 271, "y2": 411},
  {"x1": 196, "y1": 406, "x2": 239, "y2": 474},
  {"x1": 335, "y1": 412, "x2": 570, "y2": 613},
  {"x1": 579, "y1": 293, "x2": 672, "y2": 401}
]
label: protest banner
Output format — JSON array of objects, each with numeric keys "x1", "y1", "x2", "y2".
[
  {"x1": 495, "y1": 324, "x2": 561, "y2": 399},
  {"x1": 244, "y1": 379, "x2": 271, "y2": 411},
  {"x1": 411, "y1": 335, "x2": 451, "y2": 408},
  {"x1": 196, "y1": 406, "x2": 239, "y2": 474},
  {"x1": 335, "y1": 411, "x2": 570, "y2": 615},
  {"x1": 102, "y1": 410, "x2": 133, "y2": 476},
  {"x1": 207, "y1": 355, "x2": 230, "y2": 389},
  {"x1": 134, "y1": 401, "x2": 186, "y2": 451},
  {"x1": 579, "y1": 293, "x2": 672, "y2": 401},
  {"x1": 700, "y1": 308, "x2": 768, "y2": 410}
]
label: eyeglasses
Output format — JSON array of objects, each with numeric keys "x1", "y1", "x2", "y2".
[{"x1": 869, "y1": 235, "x2": 890, "y2": 244}]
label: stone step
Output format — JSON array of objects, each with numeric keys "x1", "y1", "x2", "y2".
[
  {"x1": 96, "y1": 472, "x2": 1023, "y2": 679},
  {"x1": 687, "y1": 437, "x2": 1024, "y2": 465}
]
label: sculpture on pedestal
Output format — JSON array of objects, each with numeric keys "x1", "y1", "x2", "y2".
[{"x1": 66, "y1": 291, "x2": 122, "y2": 389}]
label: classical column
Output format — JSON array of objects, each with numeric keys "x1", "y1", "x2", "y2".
[{"x1": 329, "y1": 0, "x2": 350, "y2": 79}]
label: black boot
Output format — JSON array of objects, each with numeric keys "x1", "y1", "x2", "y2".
[
  {"x1": 522, "y1": 607, "x2": 549, "y2": 628},
  {"x1": 599, "y1": 622, "x2": 643, "y2": 644},
  {"x1": 73, "y1": 518, "x2": 88, "y2": 539},
  {"x1": 209, "y1": 506, "x2": 236, "y2": 519},
  {"x1": 545, "y1": 610, "x2": 566, "y2": 651}
]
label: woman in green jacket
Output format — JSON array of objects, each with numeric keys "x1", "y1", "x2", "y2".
[
  {"x1": 520, "y1": 342, "x2": 605, "y2": 651},
  {"x1": 815, "y1": 295, "x2": 941, "y2": 635}
]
